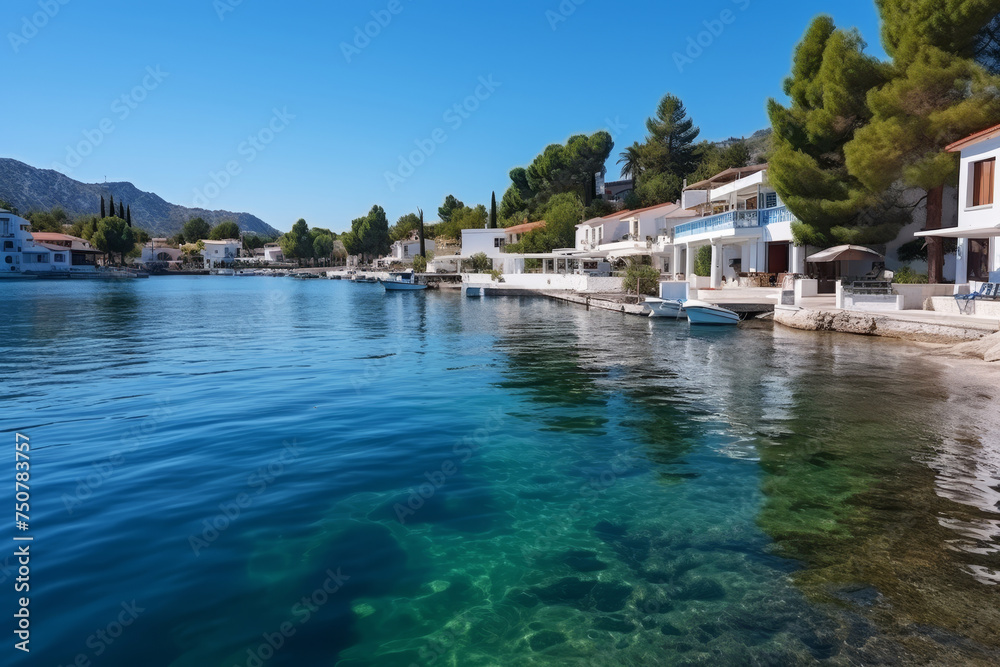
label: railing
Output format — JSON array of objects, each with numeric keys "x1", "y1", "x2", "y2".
[{"x1": 673, "y1": 205, "x2": 794, "y2": 238}]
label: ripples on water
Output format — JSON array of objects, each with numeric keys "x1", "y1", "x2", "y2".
[{"x1": 1, "y1": 278, "x2": 998, "y2": 666}]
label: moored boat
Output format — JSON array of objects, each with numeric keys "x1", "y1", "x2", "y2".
[
  {"x1": 380, "y1": 271, "x2": 427, "y2": 292},
  {"x1": 684, "y1": 300, "x2": 740, "y2": 325},
  {"x1": 645, "y1": 297, "x2": 685, "y2": 318}
]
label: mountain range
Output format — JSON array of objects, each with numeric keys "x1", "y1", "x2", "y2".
[{"x1": 0, "y1": 158, "x2": 281, "y2": 238}]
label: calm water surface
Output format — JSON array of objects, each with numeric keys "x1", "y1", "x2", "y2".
[{"x1": 1, "y1": 277, "x2": 998, "y2": 666}]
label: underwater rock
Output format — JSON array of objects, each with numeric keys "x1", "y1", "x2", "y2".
[
  {"x1": 594, "y1": 616, "x2": 637, "y2": 633},
  {"x1": 529, "y1": 578, "x2": 631, "y2": 612},
  {"x1": 561, "y1": 550, "x2": 609, "y2": 572},
  {"x1": 593, "y1": 521, "x2": 628, "y2": 540},
  {"x1": 505, "y1": 589, "x2": 539, "y2": 608},
  {"x1": 675, "y1": 578, "x2": 726, "y2": 601},
  {"x1": 660, "y1": 623, "x2": 684, "y2": 636},
  {"x1": 529, "y1": 630, "x2": 567, "y2": 651}
]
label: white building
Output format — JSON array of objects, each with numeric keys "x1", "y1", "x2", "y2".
[
  {"x1": 460, "y1": 228, "x2": 508, "y2": 259},
  {"x1": 378, "y1": 236, "x2": 437, "y2": 267},
  {"x1": 917, "y1": 124, "x2": 1000, "y2": 285},
  {"x1": 576, "y1": 202, "x2": 700, "y2": 273},
  {"x1": 1, "y1": 214, "x2": 100, "y2": 277},
  {"x1": 670, "y1": 165, "x2": 804, "y2": 288},
  {"x1": 139, "y1": 239, "x2": 183, "y2": 265},
  {"x1": 202, "y1": 239, "x2": 241, "y2": 269},
  {"x1": 261, "y1": 243, "x2": 284, "y2": 263}
]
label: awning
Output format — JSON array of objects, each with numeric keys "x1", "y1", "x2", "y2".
[
  {"x1": 806, "y1": 245, "x2": 883, "y2": 263},
  {"x1": 914, "y1": 224, "x2": 1000, "y2": 238}
]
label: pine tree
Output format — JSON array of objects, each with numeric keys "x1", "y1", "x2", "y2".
[
  {"x1": 846, "y1": 0, "x2": 1000, "y2": 282},
  {"x1": 641, "y1": 94, "x2": 701, "y2": 178},
  {"x1": 768, "y1": 16, "x2": 902, "y2": 246},
  {"x1": 100, "y1": 195, "x2": 106, "y2": 219}
]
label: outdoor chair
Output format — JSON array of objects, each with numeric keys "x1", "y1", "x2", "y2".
[{"x1": 955, "y1": 283, "x2": 993, "y2": 313}]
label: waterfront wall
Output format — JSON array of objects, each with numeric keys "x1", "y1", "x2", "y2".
[
  {"x1": 927, "y1": 296, "x2": 1000, "y2": 318},
  {"x1": 774, "y1": 305, "x2": 994, "y2": 343},
  {"x1": 462, "y1": 273, "x2": 623, "y2": 293}
]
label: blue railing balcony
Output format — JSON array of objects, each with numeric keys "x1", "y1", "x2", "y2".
[{"x1": 674, "y1": 205, "x2": 795, "y2": 239}]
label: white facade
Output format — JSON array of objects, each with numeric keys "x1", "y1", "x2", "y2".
[
  {"x1": 461, "y1": 229, "x2": 507, "y2": 259},
  {"x1": 262, "y1": 244, "x2": 284, "y2": 263},
  {"x1": 1, "y1": 213, "x2": 98, "y2": 277},
  {"x1": 140, "y1": 240, "x2": 183, "y2": 264},
  {"x1": 917, "y1": 128, "x2": 1000, "y2": 284},
  {"x1": 202, "y1": 239, "x2": 241, "y2": 269},
  {"x1": 386, "y1": 238, "x2": 436, "y2": 264}
]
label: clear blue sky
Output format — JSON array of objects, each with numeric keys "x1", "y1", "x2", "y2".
[{"x1": 3, "y1": 0, "x2": 886, "y2": 233}]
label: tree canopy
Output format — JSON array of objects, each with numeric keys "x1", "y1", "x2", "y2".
[
  {"x1": 181, "y1": 218, "x2": 211, "y2": 244},
  {"x1": 341, "y1": 206, "x2": 391, "y2": 261},
  {"x1": 91, "y1": 216, "x2": 135, "y2": 265},
  {"x1": 438, "y1": 195, "x2": 465, "y2": 223},
  {"x1": 209, "y1": 220, "x2": 241, "y2": 240}
]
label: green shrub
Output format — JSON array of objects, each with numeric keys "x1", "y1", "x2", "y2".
[
  {"x1": 694, "y1": 246, "x2": 712, "y2": 277},
  {"x1": 412, "y1": 255, "x2": 427, "y2": 273},
  {"x1": 470, "y1": 252, "x2": 492, "y2": 273},
  {"x1": 893, "y1": 264, "x2": 928, "y2": 284},
  {"x1": 623, "y1": 260, "x2": 660, "y2": 296}
]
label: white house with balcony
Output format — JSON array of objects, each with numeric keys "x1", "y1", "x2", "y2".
[
  {"x1": 671, "y1": 164, "x2": 802, "y2": 288},
  {"x1": 576, "y1": 203, "x2": 700, "y2": 273},
  {"x1": 1, "y1": 213, "x2": 100, "y2": 277},
  {"x1": 202, "y1": 239, "x2": 241, "y2": 269},
  {"x1": 916, "y1": 124, "x2": 1000, "y2": 285}
]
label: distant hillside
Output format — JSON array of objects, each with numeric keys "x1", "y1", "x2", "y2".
[
  {"x1": 0, "y1": 158, "x2": 281, "y2": 238},
  {"x1": 714, "y1": 128, "x2": 773, "y2": 164}
]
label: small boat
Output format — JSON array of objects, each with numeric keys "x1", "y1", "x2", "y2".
[
  {"x1": 645, "y1": 297, "x2": 685, "y2": 318},
  {"x1": 380, "y1": 271, "x2": 427, "y2": 292},
  {"x1": 684, "y1": 300, "x2": 740, "y2": 325},
  {"x1": 236, "y1": 269, "x2": 258, "y2": 276},
  {"x1": 212, "y1": 268, "x2": 236, "y2": 276},
  {"x1": 464, "y1": 284, "x2": 488, "y2": 298}
]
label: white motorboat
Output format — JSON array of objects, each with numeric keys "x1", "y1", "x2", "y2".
[
  {"x1": 645, "y1": 297, "x2": 685, "y2": 318},
  {"x1": 684, "y1": 300, "x2": 740, "y2": 325},
  {"x1": 380, "y1": 271, "x2": 427, "y2": 292}
]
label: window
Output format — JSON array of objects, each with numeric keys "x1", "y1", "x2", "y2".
[
  {"x1": 972, "y1": 158, "x2": 995, "y2": 207},
  {"x1": 494, "y1": 238, "x2": 505, "y2": 248},
  {"x1": 54, "y1": 253, "x2": 65, "y2": 262},
  {"x1": 1, "y1": 219, "x2": 9, "y2": 236},
  {"x1": 3, "y1": 241, "x2": 11, "y2": 250},
  {"x1": 4, "y1": 255, "x2": 11, "y2": 264},
  {"x1": 764, "y1": 192, "x2": 778, "y2": 209}
]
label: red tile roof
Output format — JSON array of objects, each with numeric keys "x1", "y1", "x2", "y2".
[
  {"x1": 946, "y1": 123, "x2": 1000, "y2": 152},
  {"x1": 505, "y1": 221, "x2": 547, "y2": 235}
]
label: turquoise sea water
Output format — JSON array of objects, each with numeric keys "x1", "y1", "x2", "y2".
[{"x1": 1, "y1": 277, "x2": 998, "y2": 666}]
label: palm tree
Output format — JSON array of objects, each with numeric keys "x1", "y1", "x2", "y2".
[{"x1": 617, "y1": 142, "x2": 643, "y2": 182}]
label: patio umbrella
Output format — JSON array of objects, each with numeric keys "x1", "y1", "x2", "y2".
[{"x1": 806, "y1": 245, "x2": 884, "y2": 262}]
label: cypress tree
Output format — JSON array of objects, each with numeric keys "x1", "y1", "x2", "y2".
[
  {"x1": 119, "y1": 202, "x2": 125, "y2": 219},
  {"x1": 417, "y1": 208, "x2": 426, "y2": 258},
  {"x1": 109, "y1": 195, "x2": 115, "y2": 218},
  {"x1": 100, "y1": 195, "x2": 106, "y2": 218},
  {"x1": 490, "y1": 192, "x2": 497, "y2": 229},
  {"x1": 126, "y1": 205, "x2": 132, "y2": 227}
]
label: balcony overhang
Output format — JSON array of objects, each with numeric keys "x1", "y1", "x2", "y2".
[{"x1": 915, "y1": 224, "x2": 1000, "y2": 238}]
